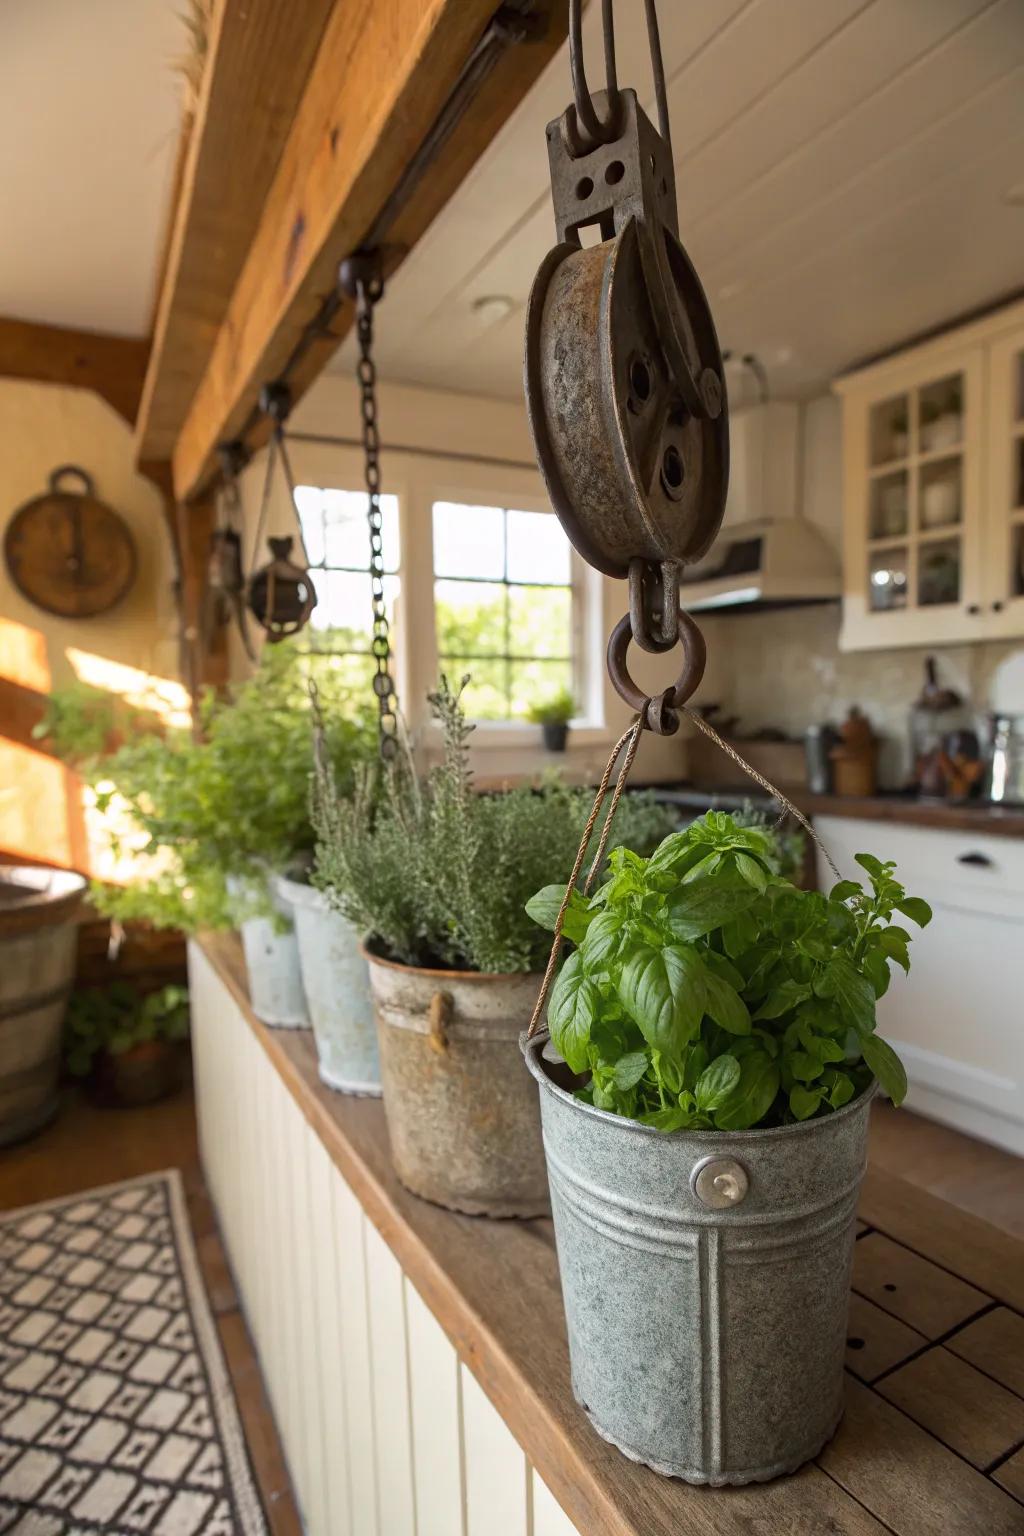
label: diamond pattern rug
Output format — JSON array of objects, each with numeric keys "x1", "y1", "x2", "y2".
[{"x1": 0, "y1": 1172, "x2": 267, "y2": 1534}]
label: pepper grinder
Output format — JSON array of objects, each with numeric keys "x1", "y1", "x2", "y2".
[{"x1": 829, "y1": 707, "x2": 878, "y2": 798}]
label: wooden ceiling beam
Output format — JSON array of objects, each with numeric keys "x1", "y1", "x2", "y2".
[
  {"x1": 171, "y1": 0, "x2": 568, "y2": 503},
  {"x1": 134, "y1": 0, "x2": 338, "y2": 464},
  {"x1": 0, "y1": 317, "x2": 148, "y2": 426}
]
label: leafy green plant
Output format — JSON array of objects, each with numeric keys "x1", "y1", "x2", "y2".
[
  {"x1": 40, "y1": 645, "x2": 374, "y2": 932},
  {"x1": 313, "y1": 676, "x2": 677, "y2": 974},
  {"x1": 527, "y1": 811, "x2": 931, "y2": 1131},
  {"x1": 64, "y1": 983, "x2": 190, "y2": 1078},
  {"x1": 527, "y1": 688, "x2": 576, "y2": 727}
]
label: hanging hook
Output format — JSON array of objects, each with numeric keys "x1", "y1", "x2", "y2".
[{"x1": 564, "y1": 0, "x2": 670, "y2": 157}]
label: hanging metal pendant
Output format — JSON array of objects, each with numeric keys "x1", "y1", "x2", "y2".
[
  {"x1": 525, "y1": 88, "x2": 728, "y2": 606},
  {"x1": 247, "y1": 536, "x2": 317, "y2": 642}
]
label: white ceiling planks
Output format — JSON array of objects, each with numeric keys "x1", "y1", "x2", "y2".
[{"x1": 339, "y1": 0, "x2": 1024, "y2": 404}]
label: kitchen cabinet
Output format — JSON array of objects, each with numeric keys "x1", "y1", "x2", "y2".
[
  {"x1": 815, "y1": 814, "x2": 1024, "y2": 1155},
  {"x1": 834, "y1": 299, "x2": 1024, "y2": 651}
]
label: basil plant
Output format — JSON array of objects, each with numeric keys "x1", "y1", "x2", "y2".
[{"x1": 526, "y1": 812, "x2": 931, "y2": 1132}]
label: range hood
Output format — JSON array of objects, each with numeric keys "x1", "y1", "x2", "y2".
[{"x1": 680, "y1": 402, "x2": 840, "y2": 612}]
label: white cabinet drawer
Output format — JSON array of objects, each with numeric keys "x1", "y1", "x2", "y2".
[
  {"x1": 813, "y1": 815, "x2": 1024, "y2": 1155},
  {"x1": 814, "y1": 815, "x2": 1024, "y2": 907}
]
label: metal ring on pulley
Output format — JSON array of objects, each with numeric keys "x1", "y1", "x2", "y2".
[
  {"x1": 606, "y1": 609, "x2": 706, "y2": 735},
  {"x1": 565, "y1": 0, "x2": 670, "y2": 157}
]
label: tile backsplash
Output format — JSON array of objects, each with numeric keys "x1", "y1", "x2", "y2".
[{"x1": 697, "y1": 604, "x2": 1024, "y2": 788}]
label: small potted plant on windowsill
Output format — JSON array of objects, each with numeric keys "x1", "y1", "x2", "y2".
[
  {"x1": 522, "y1": 810, "x2": 930, "y2": 1485},
  {"x1": 528, "y1": 687, "x2": 576, "y2": 752},
  {"x1": 64, "y1": 982, "x2": 191, "y2": 1108},
  {"x1": 312, "y1": 676, "x2": 677, "y2": 1216}
]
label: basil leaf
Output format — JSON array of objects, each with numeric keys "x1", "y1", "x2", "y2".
[
  {"x1": 580, "y1": 909, "x2": 625, "y2": 969},
  {"x1": 618, "y1": 944, "x2": 705, "y2": 1055},
  {"x1": 789, "y1": 1084, "x2": 824, "y2": 1120},
  {"x1": 695, "y1": 1054, "x2": 741, "y2": 1110},
  {"x1": 753, "y1": 979, "x2": 812, "y2": 1021},
  {"x1": 734, "y1": 852, "x2": 768, "y2": 893},
  {"x1": 879, "y1": 927, "x2": 912, "y2": 973},
  {"x1": 612, "y1": 1050, "x2": 649, "y2": 1091},
  {"x1": 702, "y1": 968, "x2": 751, "y2": 1035},
  {"x1": 663, "y1": 879, "x2": 759, "y2": 942},
  {"x1": 862, "y1": 947, "x2": 891, "y2": 999},
  {"x1": 640, "y1": 1105, "x2": 689, "y2": 1132},
  {"x1": 788, "y1": 1050, "x2": 824, "y2": 1083},
  {"x1": 823, "y1": 1069, "x2": 855, "y2": 1108},
  {"x1": 859, "y1": 1032, "x2": 908, "y2": 1106},
  {"x1": 548, "y1": 952, "x2": 598, "y2": 1073},
  {"x1": 814, "y1": 954, "x2": 876, "y2": 1033},
  {"x1": 525, "y1": 885, "x2": 593, "y2": 944},
  {"x1": 714, "y1": 1050, "x2": 780, "y2": 1131},
  {"x1": 896, "y1": 896, "x2": 932, "y2": 929},
  {"x1": 854, "y1": 852, "x2": 885, "y2": 878},
  {"x1": 830, "y1": 879, "x2": 862, "y2": 904}
]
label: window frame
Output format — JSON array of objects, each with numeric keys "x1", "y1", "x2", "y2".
[{"x1": 424, "y1": 472, "x2": 604, "y2": 740}]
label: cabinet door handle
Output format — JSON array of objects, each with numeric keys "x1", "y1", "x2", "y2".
[
  {"x1": 992, "y1": 601, "x2": 1005, "y2": 613},
  {"x1": 966, "y1": 603, "x2": 981, "y2": 615},
  {"x1": 957, "y1": 850, "x2": 993, "y2": 867}
]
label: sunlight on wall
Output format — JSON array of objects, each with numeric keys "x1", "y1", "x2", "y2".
[
  {"x1": 66, "y1": 649, "x2": 191, "y2": 729},
  {"x1": 0, "y1": 742, "x2": 74, "y2": 867},
  {"x1": 0, "y1": 616, "x2": 50, "y2": 692}
]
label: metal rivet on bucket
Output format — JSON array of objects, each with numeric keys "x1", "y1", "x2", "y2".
[{"x1": 692, "y1": 1155, "x2": 748, "y2": 1209}]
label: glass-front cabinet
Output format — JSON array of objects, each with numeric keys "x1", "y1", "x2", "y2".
[{"x1": 836, "y1": 300, "x2": 1024, "y2": 650}]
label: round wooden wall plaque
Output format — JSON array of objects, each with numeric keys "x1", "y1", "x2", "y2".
[{"x1": 4, "y1": 465, "x2": 137, "y2": 618}]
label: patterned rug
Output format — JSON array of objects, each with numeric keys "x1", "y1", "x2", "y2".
[{"x1": 0, "y1": 1171, "x2": 267, "y2": 1535}]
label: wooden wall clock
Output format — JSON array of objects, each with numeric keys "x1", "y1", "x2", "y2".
[{"x1": 4, "y1": 465, "x2": 137, "y2": 618}]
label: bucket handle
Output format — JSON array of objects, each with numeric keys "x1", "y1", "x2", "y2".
[{"x1": 428, "y1": 992, "x2": 452, "y2": 1054}]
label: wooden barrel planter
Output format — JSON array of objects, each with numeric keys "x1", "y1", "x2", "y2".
[{"x1": 0, "y1": 866, "x2": 87, "y2": 1145}]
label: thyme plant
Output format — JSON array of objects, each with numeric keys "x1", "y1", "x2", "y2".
[{"x1": 312, "y1": 676, "x2": 679, "y2": 974}]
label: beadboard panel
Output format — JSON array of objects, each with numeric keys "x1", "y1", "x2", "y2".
[{"x1": 188, "y1": 943, "x2": 582, "y2": 1536}]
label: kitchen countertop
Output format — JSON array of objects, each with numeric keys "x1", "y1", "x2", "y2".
[{"x1": 649, "y1": 784, "x2": 1024, "y2": 838}]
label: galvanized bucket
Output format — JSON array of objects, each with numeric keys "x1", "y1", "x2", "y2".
[
  {"x1": 0, "y1": 867, "x2": 86, "y2": 1145},
  {"x1": 275, "y1": 874, "x2": 380, "y2": 1096},
  {"x1": 365, "y1": 948, "x2": 549, "y2": 1217},
  {"x1": 228, "y1": 872, "x2": 308, "y2": 1029},
  {"x1": 523, "y1": 1032, "x2": 874, "y2": 1485}
]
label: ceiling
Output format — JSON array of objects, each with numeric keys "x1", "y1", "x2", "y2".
[
  {"x1": 335, "y1": 0, "x2": 1024, "y2": 403},
  {"x1": 0, "y1": 0, "x2": 183, "y2": 337}
]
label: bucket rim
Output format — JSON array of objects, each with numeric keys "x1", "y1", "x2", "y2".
[
  {"x1": 361, "y1": 936, "x2": 541, "y2": 987},
  {"x1": 521, "y1": 1028, "x2": 877, "y2": 1144}
]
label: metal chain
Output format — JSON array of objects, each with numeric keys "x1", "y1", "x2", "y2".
[{"x1": 352, "y1": 276, "x2": 399, "y2": 760}]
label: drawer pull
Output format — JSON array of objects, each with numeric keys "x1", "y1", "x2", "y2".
[{"x1": 957, "y1": 851, "x2": 993, "y2": 868}]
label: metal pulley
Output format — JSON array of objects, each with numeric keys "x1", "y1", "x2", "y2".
[
  {"x1": 247, "y1": 535, "x2": 317, "y2": 641},
  {"x1": 524, "y1": 0, "x2": 729, "y2": 731}
]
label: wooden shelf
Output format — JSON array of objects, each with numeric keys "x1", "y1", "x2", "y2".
[{"x1": 195, "y1": 934, "x2": 1024, "y2": 1536}]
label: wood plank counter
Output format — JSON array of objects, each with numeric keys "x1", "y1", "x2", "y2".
[
  {"x1": 191, "y1": 932, "x2": 1024, "y2": 1536},
  {"x1": 798, "y1": 792, "x2": 1024, "y2": 839}
]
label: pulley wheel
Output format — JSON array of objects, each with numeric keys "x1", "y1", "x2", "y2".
[{"x1": 524, "y1": 216, "x2": 729, "y2": 579}]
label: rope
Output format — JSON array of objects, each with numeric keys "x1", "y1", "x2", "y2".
[
  {"x1": 526, "y1": 704, "x2": 843, "y2": 1041},
  {"x1": 526, "y1": 716, "x2": 644, "y2": 1039},
  {"x1": 682, "y1": 706, "x2": 841, "y2": 883}
]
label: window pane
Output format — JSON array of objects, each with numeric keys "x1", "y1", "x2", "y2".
[
  {"x1": 509, "y1": 584, "x2": 571, "y2": 657},
  {"x1": 310, "y1": 571, "x2": 399, "y2": 642},
  {"x1": 869, "y1": 469, "x2": 908, "y2": 541},
  {"x1": 434, "y1": 580, "x2": 505, "y2": 655},
  {"x1": 918, "y1": 538, "x2": 961, "y2": 607},
  {"x1": 302, "y1": 648, "x2": 378, "y2": 702},
  {"x1": 868, "y1": 547, "x2": 908, "y2": 612},
  {"x1": 440, "y1": 658, "x2": 508, "y2": 720},
  {"x1": 295, "y1": 487, "x2": 399, "y2": 571},
  {"x1": 433, "y1": 502, "x2": 505, "y2": 579},
  {"x1": 506, "y1": 509, "x2": 570, "y2": 584},
  {"x1": 510, "y1": 660, "x2": 574, "y2": 721}
]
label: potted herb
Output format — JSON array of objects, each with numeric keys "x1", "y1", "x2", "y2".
[
  {"x1": 522, "y1": 810, "x2": 930, "y2": 1485},
  {"x1": 528, "y1": 686, "x2": 576, "y2": 752},
  {"x1": 312, "y1": 677, "x2": 676, "y2": 1216},
  {"x1": 40, "y1": 647, "x2": 373, "y2": 1029},
  {"x1": 65, "y1": 982, "x2": 190, "y2": 1107}
]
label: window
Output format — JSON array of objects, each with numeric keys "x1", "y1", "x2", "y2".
[
  {"x1": 432, "y1": 500, "x2": 575, "y2": 721},
  {"x1": 293, "y1": 485, "x2": 400, "y2": 694}
]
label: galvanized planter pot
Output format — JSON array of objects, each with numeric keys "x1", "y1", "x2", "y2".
[
  {"x1": 365, "y1": 948, "x2": 549, "y2": 1218},
  {"x1": 275, "y1": 874, "x2": 380, "y2": 1097},
  {"x1": 0, "y1": 866, "x2": 86, "y2": 1145},
  {"x1": 523, "y1": 1032, "x2": 874, "y2": 1486},
  {"x1": 228, "y1": 872, "x2": 308, "y2": 1029}
]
